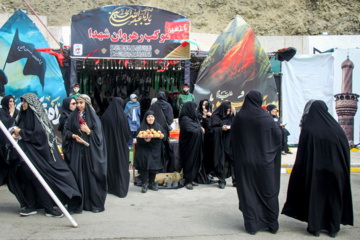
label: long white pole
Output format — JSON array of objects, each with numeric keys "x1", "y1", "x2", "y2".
[{"x1": 0, "y1": 120, "x2": 78, "y2": 227}]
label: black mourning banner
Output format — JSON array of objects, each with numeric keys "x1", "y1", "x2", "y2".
[{"x1": 71, "y1": 5, "x2": 191, "y2": 59}]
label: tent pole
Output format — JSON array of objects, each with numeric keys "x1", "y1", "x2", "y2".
[
  {"x1": 23, "y1": 0, "x2": 61, "y2": 48},
  {"x1": 0, "y1": 120, "x2": 78, "y2": 228}
]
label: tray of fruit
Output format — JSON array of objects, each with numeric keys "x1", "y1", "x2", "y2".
[{"x1": 137, "y1": 129, "x2": 164, "y2": 138}]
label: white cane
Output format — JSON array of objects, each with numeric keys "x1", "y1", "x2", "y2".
[{"x1": 0, "y1": 120, "x2": 78, "y2": 228}]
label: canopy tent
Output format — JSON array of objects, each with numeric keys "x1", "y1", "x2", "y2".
[{"x1": 68, "y1": 5, "x2": 193, "y2": 116}]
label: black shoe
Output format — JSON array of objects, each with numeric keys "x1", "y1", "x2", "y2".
[
  {"x1": 148, "y1": 183, "x2": 158, "y2": 191},
  {"x1": 68, "y1": 210, "x2": 82, "y2": 215},
  {"x1": 185, "y1": 183, "x2": 193, "y2": 190},
  {"x1": 141, "y1": 183, "x2": 148, "y2": 193},
  {"x1": 20, "y1": 208, "x2": 37, "y2": 216},
  {"x1": 248, "y1": 231, "x2": 257, "y2": 235},
  {"x1": 45, "y1": 208, "x2": 64, "y2": 218},
  {"x1": 285, "y1": 151, "x2": 293, "y2": 154},
  {"x1": 269, "y1": 228, "x2": 278, "y2": 234},
  {"x1": 307, "y1": 227, "x2": 320, "y2": 237},
  {"x1": 329, "y1": 232, "x2": 337, "y2": 238},
  {"x1": 219, "y1": 183, "x2": 225, "y2": 189},
  {"x1": 192, "y1": 182, "x2": 199, "y2": 186},
  {"x1": 91, "y1": 209, "x2": 102, "y2": 213}
]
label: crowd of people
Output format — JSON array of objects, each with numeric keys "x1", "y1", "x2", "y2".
[{"x1": 0, "y1": 89, "x2": 353, "y2": 237}]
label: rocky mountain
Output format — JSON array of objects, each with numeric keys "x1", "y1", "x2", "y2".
[{"x1": 1, "y1": 0, "x2": 359, "y2": 35}]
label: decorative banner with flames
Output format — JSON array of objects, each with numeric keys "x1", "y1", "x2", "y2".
[
  {"x1": 71, "y1": 5, "x2": 190, "y2": 59},
  {"x1": 193, "y1": 16, "x2": 278, "y2": 110}
]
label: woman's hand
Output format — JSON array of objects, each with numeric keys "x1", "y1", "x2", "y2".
[
  {"x1": 159, "y1": 134, "x2": 164, "y2": 140},
  {"x1": 11, "y1": 128, "x2": 21, "y2": 136},
  {"x1": 144, "y1": 138, "x2": 151, "y2": 142},
  {"x1": 72, "y1": 134, "x2": 85, "y2": 144},
  {"x1": 201, "y1": 127, "x2": 205, "y2": 134},
  {"x1": 81, "y1": 123, "x2": 91, "y2": 135},
  {"x1": 231, "y1": 106, "x2": 236, "y2": 115}
]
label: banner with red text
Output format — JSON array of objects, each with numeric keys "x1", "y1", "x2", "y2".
[{"x1": 71, "y1": 5, "x2": 190, "y2": 59}]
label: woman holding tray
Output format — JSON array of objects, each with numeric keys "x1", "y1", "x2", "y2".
[{"x1": 134, "y1": 110, "x2": 165, "y2": 193}]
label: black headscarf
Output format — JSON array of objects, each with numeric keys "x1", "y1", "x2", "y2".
[
  {"x1": 196, "y1": 99, "x2": 210, "y2": 131},
  {"x1": 179, "y1": 102, "x2": 204, "y2": 184},
  {"x1": 266, "y1": 104, "x2": 277, "y2": 113},
  {"x1": 101, "y1": 97, "x2": 130, "y2": 197},
  {"x1": 134, "y1": 111, "x2": 165, "y2": 172},
  {"x1": 231, "y1": 90, "x2": 282, "y2": 233},
  {"x1": 154, "y1": 91, "x2": 174, "y2": 126},
  {"x1": 299, "y1": 99, "x2": 316, "y2": 128},
  {"x1": 210, "y1": 101, "x2": 232, "y2": 127},
  {"x1": 282, "y1": 100, "x2": 353, "y2": 234},
  {"x1": 63, "y1": 95, "x2": 107, "y2": 212},
  {"x1": 58, "y1": 97, "x2": 75, "y2": 133}
]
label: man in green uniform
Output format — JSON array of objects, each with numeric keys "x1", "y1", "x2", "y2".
[{"x1": 177, "y1": 84, "x2": 195, "y2": 114}]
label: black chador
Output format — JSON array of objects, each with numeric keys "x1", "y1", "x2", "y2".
[
  {"x1": 101, "y1": 97, "x2": 131, "y2": 198},
  {"x1": 282, "y1": 100, "x2": 353, "y2": 237},
  {"x1": 231, "y1": 90, "x2": 282, "y2": 235},
  {"x1": 209, "y1": 101, "x2": 235, "y2": 188},
  {"x1": 58, "y1": 97, "x2": 75, "y2": 134},
  {"x1": 63, "y1": 94, "x2": 107, "y2": 213},
  {"x1": 134, "y1": 111, "x2": 165, "y2": 192},
  {"x1": 9, "y1": 93, "x2": 81, "y2": 215},
  {"x1": 0, "y1": 95, "x2": 19, "y2": 186},
  {"x1": 179, "y1": 101, "x2": 204, "y2": 189}
]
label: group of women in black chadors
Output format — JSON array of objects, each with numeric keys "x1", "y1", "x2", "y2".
[
  {"x1": 0, "y1": 89, "x2": 354, "y2": 238},
  {"x1": 231, "y1": 91, "x2": 353, "y2": 237}
]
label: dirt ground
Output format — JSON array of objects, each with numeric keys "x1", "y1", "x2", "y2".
[{"x1": 1, "y1": 0, "x2": 359, "y2": 35}]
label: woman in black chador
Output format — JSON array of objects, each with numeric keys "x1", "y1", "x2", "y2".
[
  {"x1": 10, "y1": 93, "x2": 81, "y2": 217},
  {"x1": 209, "y1": 101, "x2": 235, "y2": 189},
  {"x1": 63, "y1": 94, "x2": 107, "y2": 213},
  {"x1": 101, "y1": 97, "x2": 130, "y2": 198},
  {"x1": 195, "y1": 99, "x2": 213, "y2": 184},
  {"x1": 0, "y1": 95, "x2": 18, "y2": 186},
  {"x1": 179, "y1": 101, "x2": 204, "y2": 190},
  {"x1": 149, "y1": 91, "x2": 174, "y2": 171},
  {"x1": 134, "y1": 111, "x2": 165, "y2": 193},
  {"x1": 282, "y1": 100, "x2": 353, "y2": 238},
  {"x1": 231, "y1": 90, "x2": 282, "y2": 235},
  {"x1": 58, "y1": 97, "x2": 76, "y2": 134}
]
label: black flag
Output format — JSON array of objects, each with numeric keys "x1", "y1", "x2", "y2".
[{"x1": 6, "y1": 29, "x2": 46, "y2": 88}]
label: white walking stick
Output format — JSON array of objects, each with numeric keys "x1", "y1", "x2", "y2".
[{"x1": 0, "y1": 120, "x2": 78, "y2": 227}]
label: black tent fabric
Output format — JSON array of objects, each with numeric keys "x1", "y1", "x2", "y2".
[{"x1": 282, "y1": 100, "x2": 353, "y2": 236}]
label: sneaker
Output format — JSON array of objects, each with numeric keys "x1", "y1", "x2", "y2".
[
  {"x1": 148, "y1": 183, "x2": 158, "y2": 191},
  {"x1": 45, "y1": 208, "x2": 64, "y2": 218},
  {"x1": 185, "y1": 183, "x2": 193, "y2": 190},
  {"x1": 20, "y1": 208, "x2": 37, "y2": 216}
]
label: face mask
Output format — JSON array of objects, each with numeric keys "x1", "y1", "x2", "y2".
[{"x1": 74, "y1": 87, "x2": 80, "y2": 93}]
